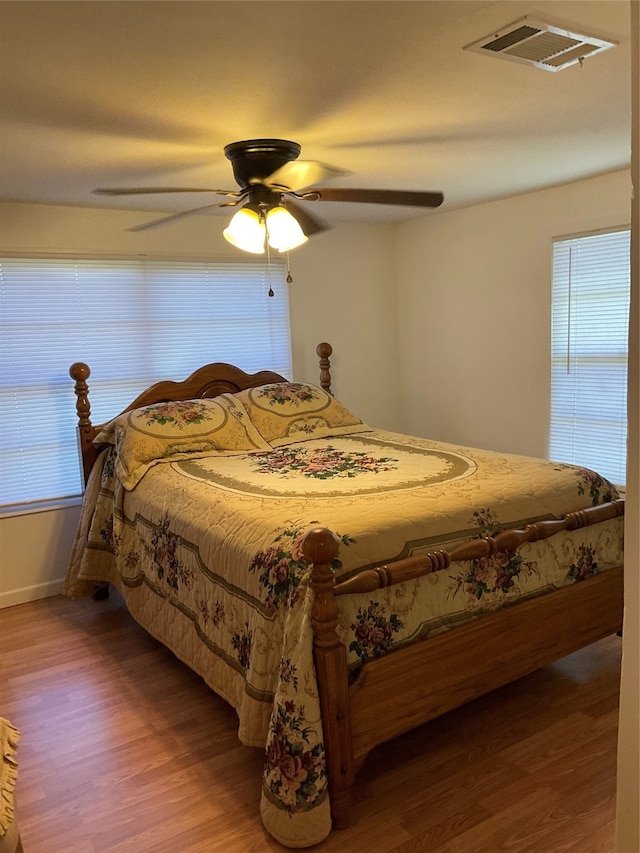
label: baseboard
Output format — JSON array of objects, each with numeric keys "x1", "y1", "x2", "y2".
[{"x1": 0, "y1": 578, "x2": 65, "y2": 609}]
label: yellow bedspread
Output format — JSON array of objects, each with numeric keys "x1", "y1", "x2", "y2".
[{"x1": 64, "y1": 429, "x2": 623, "y2": 847}]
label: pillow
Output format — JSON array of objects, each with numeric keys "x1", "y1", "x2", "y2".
[
  {"x1": 232, "y1": 382, "x2": 369, "y2": 447},
  {"x1": 94, "y1": 394, "x2": 272, "y2": 489}
]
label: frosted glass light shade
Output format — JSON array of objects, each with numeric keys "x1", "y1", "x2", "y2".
[
  {"x1": 266, "y1": 206, "x2": 308, "y2": 251},
  {"x1": 223, "y1": 208, "x2": 266, "y2": 254}
]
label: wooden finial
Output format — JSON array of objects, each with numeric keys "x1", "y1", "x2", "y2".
[
  {"x1": 69, "y1": 362, "x2": 91, "y2": 428},
  {"x1": 302, "y1": 526, "x2": 340, "y2": 567},
  {"x1": 69, "y1": 361, "x2": 96, "y2": 486},
  {"x1": 316, "y1": 342, "x2": 333, "y2": 395}
]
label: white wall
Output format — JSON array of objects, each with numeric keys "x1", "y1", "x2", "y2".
[
  {"x1": 615, "y1": 2, "x2": 639, "y2": 849},
  {"x1": 0, "y1": 201, "x2": 399, "y2": 606},
  {"x1": 395, "y1": 170, "x2": 632, "y2": 458},
  {"x1": 0, "y1": 503, "x2": 82, "y2": 606}
]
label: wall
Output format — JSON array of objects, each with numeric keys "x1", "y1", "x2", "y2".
[
  {"x1": 395, "y1": 170, "x2": 632, "y2": 458},
  {"x1": 1, "y1": 503, "x2": 82, "y2": 605},
  {"x1": 0, "y1": 201, "x2": 399, "y2": 605},
  {"x1": 615, "y1": 2, "x2": 639, "y2": 849}
]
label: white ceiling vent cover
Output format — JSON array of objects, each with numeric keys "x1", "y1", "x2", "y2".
[{"x1": 464, "y1": 17, "x2": 617, "y2": 72}]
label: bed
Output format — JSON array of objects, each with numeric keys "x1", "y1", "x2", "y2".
[{"x1": 64, "y1": 343, "x2": 624, "y2": 848}]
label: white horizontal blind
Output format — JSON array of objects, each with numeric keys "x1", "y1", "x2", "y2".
[
  {"x1": 0, "y1": 257, "x2": 291, "y2": 510},
  {"x1": 550, "y1": 229, "x2": 630, "y2": 485}
]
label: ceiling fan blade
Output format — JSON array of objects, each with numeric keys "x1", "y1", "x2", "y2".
[
  {"x1": 308, "y1": 188, "x2": 444, "y2": 208},
  {"x1": 285, "y1": 200, "x2": 328, "y2": 237},
  {"x1": 93, "y1": 187, "x2": 238, "y2": 196},
  {"x1": 126, "y1": 202, "x2": 236, "y2": 232},
  {"x1": 265, "y1": 160, "x2": 347, "y2": 192}
]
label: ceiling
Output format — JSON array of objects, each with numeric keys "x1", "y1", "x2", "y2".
[{"x1": 0, "y1": 1, "x2": 631, "y2": 229}]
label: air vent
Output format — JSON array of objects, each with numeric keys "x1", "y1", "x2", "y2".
[{"x1": 463, "y1": 17, "x2": 617, "y2": 72}]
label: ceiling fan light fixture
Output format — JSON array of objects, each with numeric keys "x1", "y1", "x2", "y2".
[
  {"x1": 223, "y1": 207, "x2": 266, "y2": 254},
  {"x1": 265, "y1": 206, "x2": 308, "y2": 252},
  {"x1": 96, "y1": 138, "x2": 443, "y2": 240}
]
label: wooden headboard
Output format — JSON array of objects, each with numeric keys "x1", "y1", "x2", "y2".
[{"x1": 70, "y1": 342, "x2": 333, "y2": 486}]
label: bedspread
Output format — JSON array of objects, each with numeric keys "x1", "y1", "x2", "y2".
[{"x1": 64, "y1": 429, "x2": 624, "y2": 846}]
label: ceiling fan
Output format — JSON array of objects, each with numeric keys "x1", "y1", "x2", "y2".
[{"x1": 93, "y1": 138, "x2": 444, "y2": 254}]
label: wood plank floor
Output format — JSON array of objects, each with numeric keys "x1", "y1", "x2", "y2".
[{"x1": 0, "y1": 591, "x2": 621, "y2": 853}]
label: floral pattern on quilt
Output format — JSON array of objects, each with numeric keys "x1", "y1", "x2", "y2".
[
  {"x1": 576, "y1": 469, "x2": 616, "y2": 506},
  {"x1": 198, "y1": 598, "x2": 225, "y2": 628},
  {"x1": 147, "y1": 517, "x2": 195, "y2": 592},
  {"x1": 449, "y1": 508, "x2": 539, "y2": 603},
  {"x1": 175, "y1": 435, "x2": 475, "y2": 497},
  {"x1": 232, "y1": 381, "x2": 370, "y2": 447},
  {"x1": 257, "y1": 383, "x2": 318, "y2": 408},
  {"x1": 251, "y1": 445, "x2": 399, "y2": 480},
  {"x1": 143, "y1": 399, "x2": 218, "y2": 428},
  {"x1": 553, "y1": 463, "x2": 617, "y2": 506},
  {"x1": 231, "y1": 624, "x2": 253, "y2": 670},
  {"x1": 102, "y1": 448, "x2": 116, "y2": 482},
  {"x1": 250, "y1": 520, "x2": 353, "y2": 614},
  {"x1": 567, "y1": 544, "x2": 598, "y2": 582},
  {"x1": 264, "y1": 698, "x2": 326, "y2": 813},
  {"x1": 349, "y1": 601, "x2": 404, "y2": 663}
]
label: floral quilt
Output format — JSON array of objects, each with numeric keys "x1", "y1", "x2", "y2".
[{"x1": 64, "y1": 429, "x2": 624, "y2": 847}]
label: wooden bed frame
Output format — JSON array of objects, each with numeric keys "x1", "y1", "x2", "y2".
[{"x1": 69, "y1": 342, "x2": 625, "y2": 832}]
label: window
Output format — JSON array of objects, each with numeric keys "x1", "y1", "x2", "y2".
[
  {"x1": 0, "y1": 256, "x2": 291, "y2": 511},
  {"x1": 550, "y1": 228, "x2": 631, "y2": 485}
]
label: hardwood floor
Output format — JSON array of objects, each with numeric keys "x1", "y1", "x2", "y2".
[{"x1": 0, "y1": 591, "x2": 621, "y2": 853}]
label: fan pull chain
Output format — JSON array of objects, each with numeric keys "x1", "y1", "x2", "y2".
[
  {"x1": 286, "y1": 251, "x2": 293, "y2": 284},
  {"x1": 261, "y1": 204, "x2": 275, "y2": 297},
  {"x1": 266, "y1": 239, "x2": 274, "y2": 297}
]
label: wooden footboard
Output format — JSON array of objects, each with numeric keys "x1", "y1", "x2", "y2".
[{"x1": 304, "y1": 499, "x2": 625, "y2": 830}]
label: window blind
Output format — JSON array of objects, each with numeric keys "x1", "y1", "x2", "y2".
[
  {"x1": 550, "y1": 229, "x2": 630, "y2": 485},
  {"x1": 0, "y1": 256, "x2": 291, "y2": 510}
]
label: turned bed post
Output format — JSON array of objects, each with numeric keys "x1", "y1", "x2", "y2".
[
  {"x1": 303, "y1": 527, "x2": 354, "y2": 829},
  {"x1": 69, "y1": 361, "x2": 97, "y2": 487},
  {"x1": 316, "y1": 342, "x2": 333, "y2": 395}
]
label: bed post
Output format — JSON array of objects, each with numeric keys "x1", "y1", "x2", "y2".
[
  {"x1": 304, "y1": 526, "x2": 354, "y2": 829},
  {"x1": 69, "y1": 362, "x2": 97, "y2": 487},
  {"x1": 316, "y1": 342, "x2": 333, "y2": 395}
]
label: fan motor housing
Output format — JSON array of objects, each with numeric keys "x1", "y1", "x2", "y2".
[{"x1": 224, "y1": 139, "x2": 301, "y2": 188}]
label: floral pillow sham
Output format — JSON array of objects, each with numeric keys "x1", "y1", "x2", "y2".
[
  {"x1": 94, "y1": 394, "x2": 271, "y2": 489},
  {"x1": 231, "y1": 382, "x2": 370, "y2": 447}
]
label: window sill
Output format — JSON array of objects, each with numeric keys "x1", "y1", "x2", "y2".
[{"x1": 0, "y1": 496, "x2": 83, "y2": 519}]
